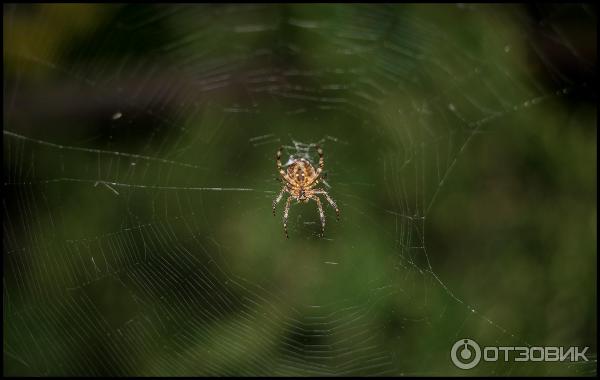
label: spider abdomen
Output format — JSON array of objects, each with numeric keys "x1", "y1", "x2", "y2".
[{"x1": 287, "y1": 159, "x2": 316, "y2": 186}]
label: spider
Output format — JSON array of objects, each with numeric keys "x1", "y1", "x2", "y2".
[{"x1": 272, "y1": 145, "x2": 340, "y2": 238}]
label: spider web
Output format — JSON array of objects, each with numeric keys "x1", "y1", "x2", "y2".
[{"x1": 3, "y1": 4, "x2": 597, "y2": 376}]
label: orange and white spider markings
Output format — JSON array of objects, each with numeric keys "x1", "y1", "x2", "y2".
[{"x1": 272, "y1": 145, "x2": 340, "y2": 238}]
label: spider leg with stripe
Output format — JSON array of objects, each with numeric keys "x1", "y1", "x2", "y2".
[
  {"x1": 276, "y1": 146, "x2": 294, "y2": 184},
  {"x1": 310, "y1": 195, "x2": 325, "y2": 236},
  {"x1": 282, "y1": 196, "x2": 293, "y2": 239},
  {"x1": 272, "y1": 186, "x2": 286, "y2": 216},
  {"x1": 314, "y1": 189, "x2": 340, "y2": 220}
]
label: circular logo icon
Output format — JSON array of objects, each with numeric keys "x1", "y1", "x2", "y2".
[{"x1": 451, "y1": 338, "x2": 481, "y2": 369}]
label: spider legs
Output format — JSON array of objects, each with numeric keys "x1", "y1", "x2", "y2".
[
  {"x1": 276, "y1": 146, "x2": 284, "y2": 174},
  {"x1": 305, "y1": 145, "x2": 324, "y2": 187},
  {"x1": 276, "y1": 146, "x2": 294, "y2": 183},
  {"x1": 273, "y1": 187, "x2": 292, "y2": 238},
  {"x1": 325, "y1": 193, "x2": 340, "y2": 221},
  {"x1": 282, "y1": 196, "x2": 293, "y2": 239},
  {"x1": 315, "y1": 145, "x2": 324, "y2": 177},
  {"x1": 314, "y1": 189, "x2": 340, "y2": 220},
  {"x1": 311, "y1": 195, "x2": 325, "y2": 236},
  {"x1": 272, "y1": 187, "x2": 286, "y2": 216},
  {"x1": 274, "y1": 146, "x2": 338, "y2": 238}
]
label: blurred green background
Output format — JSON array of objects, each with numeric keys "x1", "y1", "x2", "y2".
[{"x1": 3, "y1": 4, "x2": 596, "y2": 376}]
